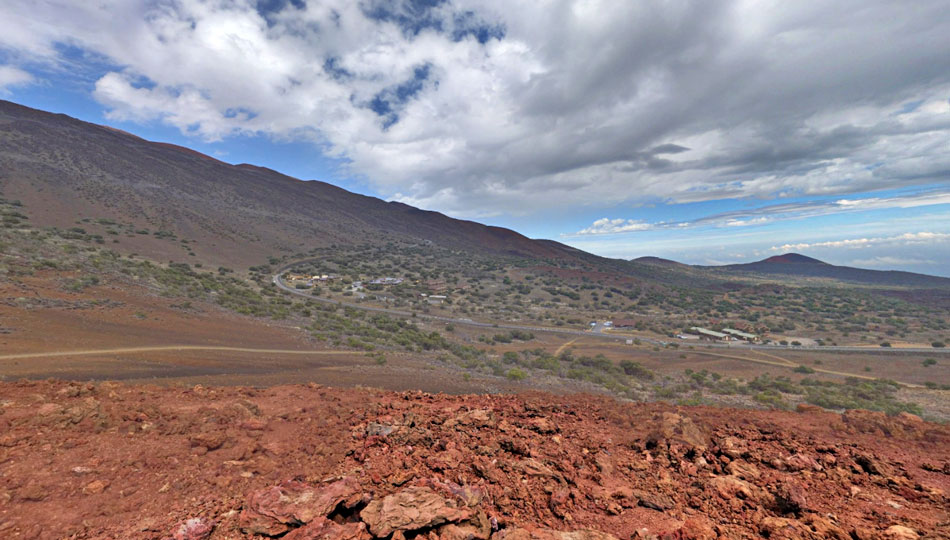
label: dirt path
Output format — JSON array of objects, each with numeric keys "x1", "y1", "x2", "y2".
[
  {"x1": 555, "y1": 339, "x2": 577, "y2": 356},
  {"x1": 0, "y1": 345, "x2": 365, "y2": 361},
  {"x1": 751, "y1": 349, "x2": 797, "y2": 366},
  {"x1": 692, "y1": 350, "x2": 921, "y2": 387}
]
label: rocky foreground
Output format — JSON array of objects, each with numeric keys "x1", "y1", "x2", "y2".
[{"x1": 0, "y1": 381, "x2": 948, "y2": 540}]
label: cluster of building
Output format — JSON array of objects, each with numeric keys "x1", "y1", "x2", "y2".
[
  {"x1": 368, "y1": 277, "x2": 404, "y2": 285},
  {"x1": 285, "y1": 273, "x2": 340, "y2": 287},
  {"x1": 683, "y1": 326, "x2": 759, "y2": 343},
  {"x1": 285, "y1": 271, "x2": 452, "y2": 305},
  {"x1": 605, "y1": 319, "x2": 759, "y2": 343}
]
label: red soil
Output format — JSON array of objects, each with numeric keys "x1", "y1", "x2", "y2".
[{"x1": 1, "y1": 381, "x2": 948, "y2": 539}]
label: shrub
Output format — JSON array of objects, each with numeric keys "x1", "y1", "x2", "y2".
[
  {"x1": 933, "y1": 341, "x2": 946, "y2": 348},
  {"x1": 753, "y1": 390, "x2": 790, "y2": 410},
  {"x1": 506, "y1": 368, "x2": 528, "y2": 381},
  {"x1": 619, "y1": 360, "x2": 654, "y2": 380}
]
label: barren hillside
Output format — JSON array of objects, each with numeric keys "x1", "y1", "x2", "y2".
[{"x1": 0, "y1": 100, "x2": 575, "y2": 267}]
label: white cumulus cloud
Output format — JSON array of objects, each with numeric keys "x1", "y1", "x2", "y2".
[
  {"x1": 0, "y1": 65, "x2": 32, "y2": 92},
  {"x1": 576, "y1": 218, "x2": 653, "y2": 235},
  {"x1": 1, "y1": 0, "x2": 949, "y2": 217},
  {"x1": 773, "y1": 232, "x2": 950, "y2": 252}
]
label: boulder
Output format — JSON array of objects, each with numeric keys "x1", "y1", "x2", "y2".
[
  {"x1": 632, "y1": 490, "x2": 674, "y2": 511},
  {"x1": 799, "y1": 514, "x2": 848, "y2": 540},
  {"x1": 881, "y1": 525, "x2": 919, "y2": 540},
  {"x1": 436, "y1": 511, "x2": 492, "y2": 540},
  {"x1": 726, "y1": 460, "x2": 760, "y2": 480},
  {"x1": 773, "y1": 480, "x2": 808, "y2": 514},
  {"x1": 796, "y1": 404, "x2": 824, "y2": 414},
  {"x1": 516, "y1": 458, "x2": 560, "y2": 479},
  {"x1": 188, "y1": 431, "x2": 228, "y2": 452},
  {"x1": 758, "y1": 514, "x2": 849, "y2": 540},
  {"x1": 492, "y1": 528, "x2": 618, "y2": 540},
  {"x1": 240, "y1": 477, "x2": 362, "y2": 536},
  {"x1": 526, "y1": 417, "x2": 557, "y2": 434},
  {"x1": 421, "y1": 479, "x2": 486, "y2": 507},
  {"x1": 853, "y1": 453, "x2": 894, "y2": 478},
  {"x1": 842, "y1": 410, "x2": 925, "y2": 439},
  {"x1": 710, "y1": 476, "x2": 770, "y2": 505},
  {"x1": 717, "y1": 436, "x2": 747, "y2": 459},
  {"x1": 360, "y1": 486, "x2": 471, "y2": 537},
  {"x1": 647, "y1": 412, "x2": 708, "y2": 454},
  {"x1": 450, "y1": 409, "x2": 495, "y2": 428},
  {"x1": 758, "y1": 517, "x2": 802, "y2": 539},
  {"x1": 171, "y1": 517, "x2": 215, "y2": 540},
  {"x1": 780, "y1": 453, "x2": 822, "y2": 472},
  {"x1": 282, "y1": 517, "x2": 370, "y2": 540},
  {"x1": 671, "y1": 517, "x2": 717, "y2": 540}
]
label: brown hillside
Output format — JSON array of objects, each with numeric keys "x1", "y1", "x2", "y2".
[{"x1": 0, "y1": 100, "x2": 574, "y2": 267}]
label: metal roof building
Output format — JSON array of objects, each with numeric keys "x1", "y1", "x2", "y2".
[
  {"x1": 722, "y1": 328, "x2": 757, "y2": 341},
  {"x1": 690, "y1": 327, "x2": 728, "y2": 340}
]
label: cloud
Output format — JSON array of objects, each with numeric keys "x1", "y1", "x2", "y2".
[
  {"x1": 851, "y1": 256, "x2": 937, "y2": 267},
  {"x1": 569, "y1": 189, "x2": 950, "y2": 236},
  {"x1": 0, "y1": 65, "x2": 32, "y2": 92},
  {"x1": 724, "y1": 217, "x2": 770, "y2": 227},
  {"x1": 1, "y1": 1, "x2": 950, "y2": 216},
  {"x1": 577, "y1": 218, "x2": 652, "y2": 235},
  {"x1": 772, "y1": 232, "x2": 950, "y2": 252}
]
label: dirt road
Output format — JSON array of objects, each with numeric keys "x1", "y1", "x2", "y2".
[
  {"x1": 691, "y1": 349, "x2": 922, "y2": 387},
  {"x1": 0, "y1": 345, "x2": 365, "y2": 361}
]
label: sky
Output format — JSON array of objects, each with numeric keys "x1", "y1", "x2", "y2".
[{"x1": 1, "y1": 0, "x2": 949, "y2": 275}]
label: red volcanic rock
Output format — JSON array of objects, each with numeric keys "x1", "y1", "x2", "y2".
[
  {"x1": 881, "y1": 525, "x2": 919, "y2": 539},
  {"x1": 360, "y1": 485, "x2": 473, "y2": 537},
  {"x1": 758, "y1": 513, "x2": 852, "y2": 540},
  {"x1": 493, "y1": 527, "x2": 618, "y2": 540},
  {"x1": 670, "y1": 517, "x2": 717, "y2": 540},
  {"x1": 852, "y1": 452, "x2": 894, "y2": 478},
  {"x1": 760, "y1": 513, "x2": 850, "y2": 539},
  {"x1": 716, "y1": 435, "x2": 747, "y2": 459},
  {"x1": 170, "y1": 517, "x2": 214, "y2": 540},
  {"x1": 632, "y1": 490, "x2": 674, "y2": 511},
  {"x1": 725, "y1": 459, "x2": 760, "y2": 480},
  {"x1": 795, "y1": 403, "x2": 824, "y2": 414},
  {"x1": 842, "y1": 409, "x2": 927, "y2": 439},
  {"x1": 436, "y1": 510, "x2": 492, "y2": 540},
  {"x1": 2, "y1": 381, "x2": 949, "y2": 540},
  {"x1": 709, "y1": 475, "x2": 771, "y2": 505},
  {"x1": 188, "y1": 431, "x2": 228, "y2": 452},
  {"x1": 282, "y1": 517, "x2": 370, "y2": 540},
  {"x1": 240, "y1": 477, "x2": 362, "y2": 535},
  {"x1": 647, "y1": 412, "x2": 708, "y2": 454},
  {"x1": 773, "y1": 479, "x2": 808, "y2": 514}
]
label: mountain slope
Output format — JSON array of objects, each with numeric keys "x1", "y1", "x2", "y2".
[
  {"x1": 3, "y1": 99, "x2": 948, "y2": 291},
  {"x1": 712, "y1": 253, "x2": 950, "y2": 288},
  {"x1": 0, "y1": 100, "x2": 575, "y2": 267}
]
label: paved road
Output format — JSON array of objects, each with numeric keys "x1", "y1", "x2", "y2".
[{"x1": 272, "y1": 271, "x2": 950, "y2": 356}]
